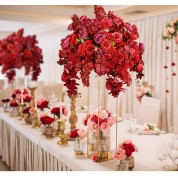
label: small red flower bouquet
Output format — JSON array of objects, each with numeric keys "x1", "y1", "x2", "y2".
[
  {"x1": 9, "y1": 100, "x2": 19, "y2": 107},
  {"x1": 23, "y1": 107, "x2": 35, "y2": 116},
  {"x1": 118, "y1": 139, "x2": 138, "y2": 157},
  {"x1": 70, "y1": 129, "x2": 87, "y2": 139},
  {"x1": 1, "y1": 98, "x2": 10, "y2": 103},
  {"x1": 51, "y1": 105, "x2": 68, "y2": 117},
  {"x1": 40, "y1": 116, "x2": 54, "y2": 125},
  {"x1": 37, "y1": 98, "x2": 49, "y2": 110}
]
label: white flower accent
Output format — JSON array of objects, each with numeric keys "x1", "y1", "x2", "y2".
[{"x1": 98, "y1": 109, "x2": 108, "y2": 119}]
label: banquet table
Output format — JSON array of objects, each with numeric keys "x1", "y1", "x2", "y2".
[{"x1": 0, "y1": 108, "x2": 175, "y2": 171}]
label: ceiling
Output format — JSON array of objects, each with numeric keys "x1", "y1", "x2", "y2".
[{"x1": 0, "y1": 5, "x2": 178, "y2": 36}]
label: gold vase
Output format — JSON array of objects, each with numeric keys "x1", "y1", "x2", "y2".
[
  {"x1": 44, "y1": 125, "x2": 54, "y2": 138},
  {"x1": 68, "y1": 94, "x2": 78, "y2": 139},
  {"x1": 25, "y1": 115, "x2": 33, "y2": 125}
]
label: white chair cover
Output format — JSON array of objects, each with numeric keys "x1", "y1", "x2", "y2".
[{"x1": 138, "y1": 96, "x2": 161, "y2": 126}]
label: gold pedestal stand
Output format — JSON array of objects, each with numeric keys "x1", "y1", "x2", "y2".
[{"x1": 67, "y1": 94, "x2": 78, "y2": 141}]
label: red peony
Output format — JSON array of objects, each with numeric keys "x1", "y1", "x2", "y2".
[
  {"x1": 70, "y1": 129, "x2": 79, "y2": 138},
  {"x1": 58, "y1": 5, "x2": 144, "y2": 98}
]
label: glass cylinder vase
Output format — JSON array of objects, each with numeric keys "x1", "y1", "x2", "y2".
[
  {"x1": 3, "y1": 103, "x2": 10, "y2": 112},
  {"x1": 116, "y1": 159, "x2": 128, "y2": 171},
  {"x1": 73, "y1": 137, "x2": 85, "y2": 155},
  {"x1": 126, "y1": 156, "x2": 135, "y2": 170},
  {"x1": 9, "y1": 107, "x2": 20, "y2": 117}
]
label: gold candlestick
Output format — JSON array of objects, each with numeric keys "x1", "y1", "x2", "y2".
[
  {"x1": 32, "y1": 108, "x2": 41, "y2": 128},
  {"x1": 28, "y1": 86, "x2": 37, "y2": 108},
  {"x1": 57, "y1": 119, "x2": 68, "y2": 145},
  {"x1": 19, "y1": 103, "x2": 26, "y2": 121}
]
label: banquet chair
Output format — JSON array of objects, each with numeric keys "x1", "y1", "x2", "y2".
[
  {"x1": 3, "y1": 88, "x2": 13, "y2": 99},
  {"x1": 174, "y1": 104, "x2": 178, "y2": 134},
  {"x1": 106, "y1": 94, "x2": 121, "y2": 115},
  {"x1": 36, "y1": 81, "x2": 45, "y2": 97},
  {"x1": 16, "y1": 77, "x2": 24, "y2": 87},
  {"x1": 0, "y1": 89, "x2": 4, "y2": 107},
  {"x1": 53, "y1": 84, "x2": 63, "y2": 102},
  {"x1": 42, "y1": 85, "x2": 54, "y2": 100},
  {"x1": 138, "y1": 96, "x2": 161, "y2": 127},
  {"x1": 89, "y1": 88, "x2": 102, "y2": 110},
  {"x1": 0, "y1": 80, "x2": 5, "y2": 89}
]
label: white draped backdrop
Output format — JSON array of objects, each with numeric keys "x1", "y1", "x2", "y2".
[{"x1": 0, "y1": 11, "x2": 178, "y2": 133}]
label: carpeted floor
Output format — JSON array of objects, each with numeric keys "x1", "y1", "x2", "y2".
[{"x1": 0, "y1": 157, "x2": 10, "y2": 171}]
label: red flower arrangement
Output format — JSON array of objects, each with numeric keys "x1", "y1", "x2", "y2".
[
  {"x1": 1, "y1": 98, "x2": 10, "y2": 103},
  {"x1": 23, "y1": 107, "x2": 35, "y2": 116},
  {"x1": 118, "y1": 140, "x2": 138, "y2": 157},
  {"x1": 37, "y1": 99, "x2": 49, "y2": 110},
  {"x1": 40, "y1": 116, "x2": 54, "y2": 125},
  {"x1": 0, "y1": 28, "x2": 43, "y2": 82},
  {"x1": 24, "y1": 95, "x2": 31, "y2": 103},
  {"x1": 70, "y1": 129, "x2": 87, "y2": 139},
  {"x1": 9, "y1": 100, "x2": 19, "y2": 107},
  {"x1": 50, "y1": 106, "x2": 68, "y2": 117},
  {"x1": 12, "y1": 89, "x2": 21, "y2": 99},
  {"x1": 58, "y1": 5, "x2": 144, "y2": 97}
]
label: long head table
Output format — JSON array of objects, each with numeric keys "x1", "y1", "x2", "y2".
[{"x1": 0, "y1": 108, "x2": 174, "y2": 171}]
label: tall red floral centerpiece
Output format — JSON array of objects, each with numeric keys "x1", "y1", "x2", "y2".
[
  {"x1": 58, "y1": 5, "x2": 144, "y2": 160},
  {"x1": 0, "y1": 28, "x2": 43, "y2": 83}
]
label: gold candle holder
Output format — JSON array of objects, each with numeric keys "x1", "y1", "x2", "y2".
[
  {"x1": 19, "y1": 103, "x2": 26, "y2": 121},
  {"x1": 28, "y1": 86, "x2": 37, "y2": 108},
  {"x1": 32, "y1": 108, "x2": 41, "y2": 128},
  {"x1": 57, "y1": 119, "x2": 68, "y2": 145}
]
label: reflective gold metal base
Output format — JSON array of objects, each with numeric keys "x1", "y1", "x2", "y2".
[{"x1": 57, "y1": 139, "x2": 68, "y2": 145}]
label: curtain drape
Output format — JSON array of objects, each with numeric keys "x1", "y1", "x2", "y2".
[{"x1": 115, "y1": 11, "x2": 178, "y2": 132}]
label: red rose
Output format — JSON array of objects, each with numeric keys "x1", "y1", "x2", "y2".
[
  {"x1": 70, "y1": 129, "x2": 79, "y2": 138},
  {"x1": 51, "y1": 107, "x2": 60, "y2": 116},
  {"x1": 40, "y1": 116, "x2": 54, "y2": 125},
  {"x1": 122, "y1": 143, "x2": 135, "y2": 157},
  {"x1": 100, "y1": 39, "x2": 111, "y2": 50},
  {"x1": 78, "y1": 43, "x2": 85, "y2": 57},
  {"x1": 23, "y1": 107, "x2": 31, "y2": 114},
  {"x1": 10, "y1": 100, "x2": 19, "y2": 107},
  {"x1": 69, "y1": 34, "x2": 77, "y2": 46},
  {"x1": 24, "y1": 95, "x2": 31, "y2": 102}
]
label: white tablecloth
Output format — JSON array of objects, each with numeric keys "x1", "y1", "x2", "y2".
[{"x1": 0, "y1": 108, "x2": 174, "y2": 171}]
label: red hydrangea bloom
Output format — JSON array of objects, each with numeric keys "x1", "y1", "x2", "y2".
[{"x1": 58, "y1": 5, "x2": 144, "y2": 98}]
